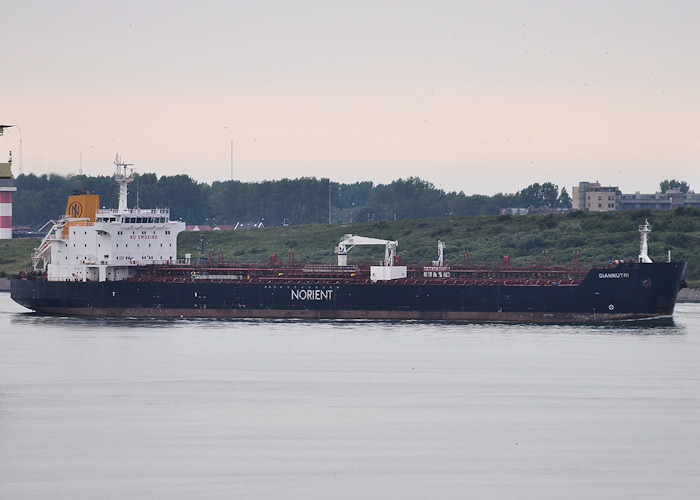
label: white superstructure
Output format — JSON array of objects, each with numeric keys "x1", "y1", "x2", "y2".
[{"x1": 33, "y1": 156, "x2": 186, "y2": 281}]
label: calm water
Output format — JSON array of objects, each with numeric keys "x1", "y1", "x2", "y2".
[{"x1": 1, "y1": 293, "x2": 699, "y2": 499}]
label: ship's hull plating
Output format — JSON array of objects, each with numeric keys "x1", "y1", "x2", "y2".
[{"x1": 11, "y1": 262, "x2": 686, "y2": 323}]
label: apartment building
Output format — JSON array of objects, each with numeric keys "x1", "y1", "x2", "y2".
[{"x1": 572, "y1": 182, "x2": 620, "y2": 211}]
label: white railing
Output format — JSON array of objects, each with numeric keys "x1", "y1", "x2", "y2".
[
  {"x1": 74, "y1": 258, "x2": 176, "y2": 267},
  {"x1": 97, "y1": 207, "x2": 170, "y2": 216}
]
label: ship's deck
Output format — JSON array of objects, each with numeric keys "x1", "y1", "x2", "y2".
[{"x1": 123, "y1": 262, "x2": 596, "y2": 287}]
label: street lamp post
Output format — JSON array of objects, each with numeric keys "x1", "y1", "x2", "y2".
[
  {"x1": 15, "y1": 125, "x2": 22, "y2": 175},
  {"x1": 0, "y1": 125, "x2": 22, "y2": 174}
]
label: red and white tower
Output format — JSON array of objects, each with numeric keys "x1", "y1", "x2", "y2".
[
  {"x1": 0, "y1": 125, "x2": 18, "y2": 239},
  {"x1": 0, "y1": 152, "x2": 16, "y2": 239}
]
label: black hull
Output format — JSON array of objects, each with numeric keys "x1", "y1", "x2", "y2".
[{"x1": 11, "y1": 262, "x2": 686, "y2": 324}]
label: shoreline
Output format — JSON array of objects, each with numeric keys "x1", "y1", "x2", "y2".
[
  {"x1": 677, "y1": 287, "x2": 700, "y2": 303},
  {"x1": 2, "y1": 276, "x2": 698, "y2": 302}
]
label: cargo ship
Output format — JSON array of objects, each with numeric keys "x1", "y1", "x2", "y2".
[{"x1": 11, "y1": 157, "x2": 687, "y2": 323}]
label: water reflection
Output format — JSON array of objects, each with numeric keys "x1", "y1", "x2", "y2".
[
  {"x1": 8, "y1": 308, "x2": 685, "y2": 337},
  {"x1": 2, "y1": 293, "x2": 699, "y2": 499}
]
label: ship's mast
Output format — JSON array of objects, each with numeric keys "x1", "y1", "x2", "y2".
[
  {"x1": 638, "y1": 219, "x2": 653, "y2": 263},
  {"x1": 114, "y1": 154, "x2": 134, "y2": 214}
]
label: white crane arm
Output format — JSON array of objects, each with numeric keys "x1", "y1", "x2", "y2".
[{"x1": 335, "y1": 234, "x2": 399, "y2": 266}]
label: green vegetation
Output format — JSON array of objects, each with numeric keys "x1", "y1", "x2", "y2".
[
  {"x1": 0, "y1": 238, "x2": 40, "y2": 277},
  {"x1": 660, "y1": 179, "x2": 690, "y2": 194},
  {"x1": 517, "y1": 182, "x2": 571, "y2": 208},
  {"x1": 181, "y1": 208, "x2": 699, "y2": 285},
  {"x1": 3, "y1": 208, "x2": 698, "y2": 286},
  {"x1": 12, "y1": 173, "x2": 572, "y2": 229}
]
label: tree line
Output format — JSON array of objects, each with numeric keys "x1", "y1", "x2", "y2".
[{"x1": 11, "y1": 173, "x2": 571, "y2": 229}]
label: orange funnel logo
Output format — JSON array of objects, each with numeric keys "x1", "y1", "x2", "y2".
[{"x1": 68, "y1": 201, "x2": 83, "y2": 218}]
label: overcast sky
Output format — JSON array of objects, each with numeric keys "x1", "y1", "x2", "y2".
[{"x1": 3, "y1": 1, "x2": 699, "y2": 195}]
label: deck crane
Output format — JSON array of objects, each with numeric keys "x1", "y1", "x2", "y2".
[{"x1": 335, "y1": 234, "x2": 398, "y2": 267}]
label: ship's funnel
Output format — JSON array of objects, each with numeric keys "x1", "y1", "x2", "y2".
[{"x1": 61, "y1": 192, "x2": 100, "y2": 238}]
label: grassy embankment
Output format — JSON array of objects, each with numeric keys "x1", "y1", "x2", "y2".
[
  {"x1": 0, "y1": 238, "x2": 41, "y2": 278},
  {"x1": 2, "y1": 208, "x2": 699, "y2": 286}
]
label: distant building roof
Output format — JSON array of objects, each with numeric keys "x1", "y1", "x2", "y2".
[
  {"x1": 234, "y1": 222, "x2": 264, "y2": 230},
  {"x1": 500, "y1": 208, "x2": 529, "y2": 215}
]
